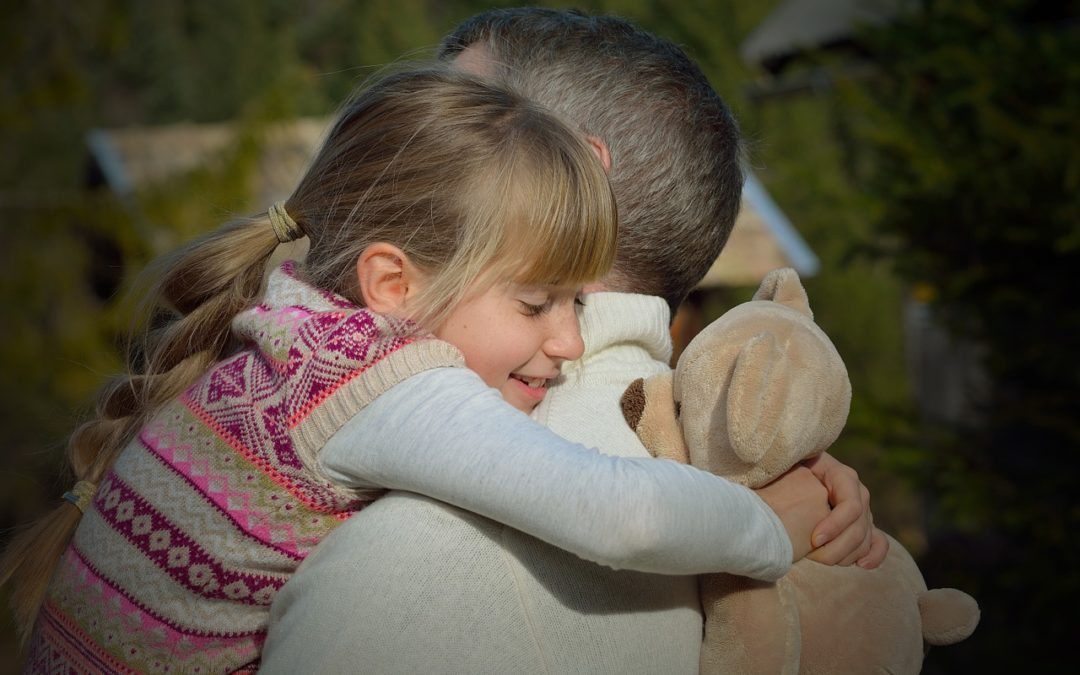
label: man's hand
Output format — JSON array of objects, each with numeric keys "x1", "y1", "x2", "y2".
[{"x1": 802, "y1": 452, "x2": 888, "y2": 569}]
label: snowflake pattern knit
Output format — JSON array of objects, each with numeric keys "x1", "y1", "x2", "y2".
[{"x1": 27, "y1": 262, "x2": 463, "y2": 674}]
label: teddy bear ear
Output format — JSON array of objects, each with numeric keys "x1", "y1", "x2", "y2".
[
  {"x1": 726, "y1": 332, "x2": 786, "y2": 465},
  {"x1": 752, "y1": 268, "x2": 813, "y2": 320}
]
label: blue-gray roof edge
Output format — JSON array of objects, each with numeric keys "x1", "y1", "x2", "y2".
[{"x1": 743, "y1": 170, "x2": 820, "y2": 277}]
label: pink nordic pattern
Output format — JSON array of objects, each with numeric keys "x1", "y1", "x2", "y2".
[
  {"x1": 94, "y1": 473, "x2": 284, "y2": 605},
  {"x1": 30, "y1": 263, "x2": 456, "y2": 673},
  {"x1": 28, "y1": 547, "x2": 261, "y2": 673},
  {"x1": 139, "y1": 410, "x2": 318, "y2": 561}
]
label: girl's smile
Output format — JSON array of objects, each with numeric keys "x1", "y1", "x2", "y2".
[
  {"x1": 435, "y1": 281, "x2": 584, "y2": 413},
  {"x1": 508, "y1": 372, "x2": 558, "y2": 406}
]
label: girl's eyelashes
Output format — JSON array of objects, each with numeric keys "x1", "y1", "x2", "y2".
[
  {"x1": 519, "y1": 300, "x2": 552, "y2": 317},
  {"x1": 516, "y1": 287, "x2": 583, "y2": 316}
]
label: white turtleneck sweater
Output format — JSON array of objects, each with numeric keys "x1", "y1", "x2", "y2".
[{"x1": 261, "y1": 293, "x2": 791, "y2": 674}]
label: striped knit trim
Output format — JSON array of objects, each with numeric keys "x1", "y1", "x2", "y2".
[
  {"x1": 138, "y1": 414, "x2": 320, "y2": 561},
  {"x1": 31, "y1": 600, "x2": 141, "y2": 675},
  {"x1": 67, "y1": 527, "x2": 264, "y2": 640},
  {"x1": 32, "y1": 602, "x2": 262, "y2": 675},
  {"x1": 94, "y1": 473, "x2": 284, "y2": 606},
  {"x1": 49, "y1": 546, "x2": 264, "y2": 666}
]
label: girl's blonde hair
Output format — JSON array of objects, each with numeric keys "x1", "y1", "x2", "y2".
[
  {"x1": 298, "y1": 67, "x2": 616, "y2": 325},
  {"x1": 0, "y1": 67, "x2": 617, "y2": 644}
]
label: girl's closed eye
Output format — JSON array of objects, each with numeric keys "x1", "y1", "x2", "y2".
[
  {"x1": 520, "y1": 300, "x2": 552, "y2": 316},
  {"x1": 520, "y1": 289, "x2": 587, "y2": 316},
  {"x1": 517, "y1": 291, "x2": 553, "y2": 317}
]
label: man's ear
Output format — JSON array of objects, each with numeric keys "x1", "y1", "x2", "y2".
[
  {"x1": 356, "y1": 243, "x2": 423, "y2": 316},
  {"x1": 585, "y1": 135, "x2": 612, "y2": 174}
]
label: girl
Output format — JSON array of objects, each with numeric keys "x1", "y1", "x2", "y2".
[{"x1": 2, "y1": 68, "x2": 813, "y2": 673}]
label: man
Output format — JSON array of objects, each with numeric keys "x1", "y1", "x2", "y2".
[{"x1": 262, "y1": 9, "x2": 881, "y2": 673}]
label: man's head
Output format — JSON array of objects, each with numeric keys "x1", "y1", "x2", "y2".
[{"x1": 439, "y1": 7, "x2": 745, "y2": 314}]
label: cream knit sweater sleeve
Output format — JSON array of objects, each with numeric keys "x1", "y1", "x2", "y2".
[{"x1": 320, "y1": 367, "x2": 791, "y2": 579}]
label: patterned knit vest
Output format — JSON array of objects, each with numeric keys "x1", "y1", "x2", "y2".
[{"x1": 27, "y1": 263, "x2": 464, "y2": 674}]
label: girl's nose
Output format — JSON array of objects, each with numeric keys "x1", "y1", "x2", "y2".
[{"x1": 545, "y1": 304, "x2": 585, "y2": 363}]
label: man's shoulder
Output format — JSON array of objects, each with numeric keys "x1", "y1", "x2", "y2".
[{"x1": 264, "y1": 495, "x2": 541, "y2": 674}]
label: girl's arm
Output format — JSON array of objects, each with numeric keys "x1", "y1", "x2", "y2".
[{"x1": 320, "y1": 367, "x2": 793, "y2": 580}]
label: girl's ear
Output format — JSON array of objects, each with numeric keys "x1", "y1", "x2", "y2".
[{"x1": 356, "y1": 243, "x2": 424, "y2": 316}]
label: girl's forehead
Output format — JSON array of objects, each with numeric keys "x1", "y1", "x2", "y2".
[
  {"x1": 522, "y1": 282, "x2": 581, "y2": 294},
  {"x1": 503, "y1": 276, "x2": 581, "y2": 293},
  {"x1": 464, "y1": 277, "x2": 578, "y2": 303}
]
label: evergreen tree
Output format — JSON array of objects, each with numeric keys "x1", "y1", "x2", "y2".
[{"x1": 851, "y1": 0, "x2": 1080, "y2": 669}]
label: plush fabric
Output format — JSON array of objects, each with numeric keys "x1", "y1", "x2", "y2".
[
  {"x1": 622, "y1": 268, "x2": 980, "y2": 675},
  {"x1": 27, "y1": 263, "x2": 462, "y2": 674}
]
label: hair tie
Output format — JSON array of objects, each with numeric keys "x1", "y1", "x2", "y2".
[
  {"x1": 62, "y1": 480, "x2": 98, "y2": 513},
  {"x1": 268, "y1": 201, "x2": 303, "y2": 243}
]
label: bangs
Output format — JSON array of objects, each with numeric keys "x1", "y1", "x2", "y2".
[
  {"x1": 481, "y1": 134, "x2": 618, "y2": 288},
  {"x1": 406, "y1": 102, "x2": 618, "y2": 330}
]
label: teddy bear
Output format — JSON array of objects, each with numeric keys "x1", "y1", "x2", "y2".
[{"x1": 620, "y1": 268, "x2": 979, "y2": 675}]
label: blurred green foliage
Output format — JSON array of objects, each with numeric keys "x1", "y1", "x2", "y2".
[{"x1": 845, "y1": 1, "x2": 1080, "y2": 670}]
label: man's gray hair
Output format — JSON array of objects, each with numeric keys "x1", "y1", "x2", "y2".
[{"x1": 439, "y1": 7, "x2": 745, "y2": 314}]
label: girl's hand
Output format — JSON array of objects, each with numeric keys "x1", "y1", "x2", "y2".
[
  {"x1": 754, "y1": 466, "x2": 831, "y2": 562},
  {"x1": 802, "y1": 452, "x2": 889, "y2": 569}
]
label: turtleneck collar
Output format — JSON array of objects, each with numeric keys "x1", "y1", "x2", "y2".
[{"x1": 575, "y1": 292, "x2": 672, "y2": 366}]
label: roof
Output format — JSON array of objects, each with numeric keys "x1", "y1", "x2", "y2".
[
  {"x1": 87, "y1": 117, "x2": 331, "y2": 209},
  {"x1": 740, "y1": 0, "x2": 903, "y2": 70},
  {"x1": 699, "y1": 171, "x2": 818, "y2": 287},
  {"x1": 87, "y1": 119, "x2": 817, "y2": 288}
]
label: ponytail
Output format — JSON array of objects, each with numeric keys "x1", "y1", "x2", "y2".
[{"x1": 0, "y1": 210, "x2": 295, "y2": 645}]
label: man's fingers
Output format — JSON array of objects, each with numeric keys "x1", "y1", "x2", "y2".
[
  {"x1": 805, "y1": 453, "x2": 860, "y2": 501},
  {"x1": 801, "y1": 453, "x2": 883, "y2": 567},
  {"x1": 857, "y1": 528, "x2": 890, "y2": 569},
  {"x1": 808, "y1": 477, "x2": 869, "y2": 548},
  {"x1": 810, "y1": 498, "x2": 859, "y2": 549},
  {"x1": 806, "y1": 519, "x2": 872, "y2": 565}
]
